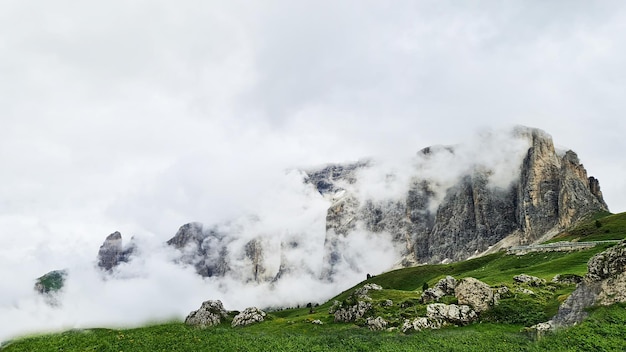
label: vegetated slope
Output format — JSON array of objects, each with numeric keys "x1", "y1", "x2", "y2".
[
  {"x1": 4, "y1": 244, "x2": 618, "y2": 352},
  {"x1": 546, "y1": 211, "x2": 626, "y2": 243}
]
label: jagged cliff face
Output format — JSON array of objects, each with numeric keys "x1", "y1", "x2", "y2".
[
  {"x1": 166, "y1": 221, "x2": 288, "y2": 282},
  {"x1": 97, "y1": 232, "x2": 135, "y2": 271},
  {"x1": 316, "y1": 127, "x2": 608, "y2": 273}
]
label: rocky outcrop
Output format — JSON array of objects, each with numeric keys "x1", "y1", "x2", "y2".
[
  {"x1": 232, "y1": 307, "x2": 266, "y2": 327},
  {"x1": 514, "y1": 274, "x2": 546, "y2": 286},
  {"x1": 366, "y1": 316, "x2": 388, "y2": 331},
  {"x1": 551, "y1": 240, "x2": 626, "y2": 328},
  {"x1": 402, "y1": 316, "x2": 445, "y2": 332},
  {"x1": 552, "y1": 274, "x2": 583, "y2": 285},
  {"x1": 401, "y1": 303, "x2": 477, "y2": 332},
  {"x1": 426, "y1": 303, "x2": 477, "y2": 325},
  {"x1": 166, "y1": 223, "x2": 230, "y2": 278},
  {"x1": 185, "y1": 300, "x2": 229, "y2": 328},
  {"x1": 315, "y1": 126, "x2": 608, "y2": 275},
  {"x1": 334, "y1": 301, "x2": 372, "y2": 323},
  {"x1": 420, "y1": 276, "x2": 457, "y2": 303},
  {"x1": 97, "y1": 232, "x2": 135, "y2": 271},
  {"x1": 454, "y1": 277, "x2": 495, "y2": 313},
  {"x1": 354, "y1": 283, "x2": 383, "y2": 299}
]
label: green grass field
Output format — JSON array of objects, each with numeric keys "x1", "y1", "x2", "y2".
[{"x1": 4, "y1": 240, "x2": 623, "y2": 352}]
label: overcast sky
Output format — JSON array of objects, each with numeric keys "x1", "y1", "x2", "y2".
[{"x1": 1, "y1": 0, "x2": 626, "y2": 340}]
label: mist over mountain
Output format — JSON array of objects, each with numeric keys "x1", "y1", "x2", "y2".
[
  {"x1": 0, "y1": 127, "x2": 608, "y2": 342},
  {"x1": 155, "y1": 126, "x2": 607, "y2": 285}
]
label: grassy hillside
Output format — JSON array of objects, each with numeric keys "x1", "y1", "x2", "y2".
[
  {"x1": 547, "y1": 211, "x2": 626, "y2": 243},
  {"x1": 4, "y1": 242, "x2": 620, "y2": 352},
  {"x1": 5, "y1": 304, "x2": 626, "y2": 352}
]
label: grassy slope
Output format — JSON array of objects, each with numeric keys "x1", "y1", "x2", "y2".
[
  {"x1": 546, "y1": 211, "x2": 626, "y2": 243},
  {"x1": 5, "y1": 212, "x2": 626, "y2": 351},
  {"x1": 4, "y1": 241, "x2": 620, "y2": 352}
]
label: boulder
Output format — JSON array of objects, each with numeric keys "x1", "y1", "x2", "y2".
[
  {"x1": 366, "y1": 316, "x2": 388, "y2": 331},
  {"x1": 185, "y1": 300, "x2": 229, "y2": 328},
  {"x1": 454, "y1": 277, "x2": 494, "y2": 313},
  {"x1": 354, "y1": 283, "x2": 383, "y2": 298},
  {"x1": 527, "y1": 320, "x2": 555, "y2": 340},
  {"x1": 420, "y1": 276, "x2": 457, "y2": 303},
  {"x1": 514, "y1": 274, "x2": 546, "y2": 286},
  {"x1": 334, "y1": 301, "x2": 372, "y2": 323},
  {"x1": 311, "y1": 319, "x2": 323, "y2": 325},
  {"x1": 401, "y1": 317, "x2": 445, "y2": 332},
  {"x1": 426, "y1": 303, "x2": 477, "y2": 325},
  {"x1": 551, "y1": 274, "x2": 583, "y2": 285},
  {"x1": 232, "y1": 307, "x2": 266, "y2": 327}
]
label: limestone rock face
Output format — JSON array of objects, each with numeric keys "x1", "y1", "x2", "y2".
[
  {"x1": 97, "y1": 232, "x2": 135, "y2": 271},
  {"x1": 552, "y1": 240, "x2": 626, "y2": 327},
  {"x1": 313, "y1": 127, "x2": 608, "y2": 276},
  {"x1": 232, "y1": 307, "x2": 266, "y2": 327},
  {"x1": 454, "y1": 277, "x2": 494, "y2": 313},
  {"x1": 166, "y1": 222, "x2": 290, "y2": 283},
  {"x1": 426, "y1": 303, "x2": 477, "y2": 325},
  {"x1": 185, "y1": 300, "x2": 229, "y2": 328}
]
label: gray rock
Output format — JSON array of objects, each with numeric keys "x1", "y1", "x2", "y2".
[
  {"x1": 552, "y1": 240, "x2": 626, "y2": 327},
  {"x1": 426, "y1": 303, "x2": 477, "y2": 325},
  {"x1": 421, "y1": 276, "x2": 457, "y2": 303},
  {"x1": 354, "y1": 283, "x2": 383, "y2": 298},
  {"x1": 328, "y1": 300, "x2": 342, "y2": 314},
  {"x1": 401, "y1": 317, "x2": 445, "y2": 332},
  {"x1": 454, "y1": 277, "x2": 494, "y2": 313},
  {"x1": 231, "y1": 307, "x2": 266, "y2": 327},
  {"x1": 514, "y1": 274, "x2": 546, "y2": 286},
  {"x1": 527, "y1": 320, "x2": 555, "y2": 340},
  {"x1": 551, "y1": 274, "x2": 583, "y2": 285},
  {"x1": 185, "y1": 300, "x2": 229, "y2": 328},
  {"x1": 97, "y1": 232, "x2": 135, "y2": 271},
  {"x1": 311, "y1": 319, "x2": 323, "y2": 325},
  {"x1": 166, "y1": 223, "x2": 230, "y2": 278},
  {"x1": 334, "y1": 301, "x2": 372, "y2": 323},
  {"x1": 366, "y1": 316, "x2": 388, "y2": 331}
]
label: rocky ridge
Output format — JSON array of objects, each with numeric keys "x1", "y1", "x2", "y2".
[
  {"x1": 97, "y1": 232, "x2": 135, "y2": 271},
  {"x1": 317, "y1": 127, "x2": 608, "y2": 275}
]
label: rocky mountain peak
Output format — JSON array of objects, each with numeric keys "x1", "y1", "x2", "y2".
[{"x1": 97, "y1": 231, "x2": 135, "y2": 271}]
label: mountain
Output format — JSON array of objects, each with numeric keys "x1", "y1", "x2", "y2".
[
  {"x1": 312, "y1": 127, "x2": 607, "y2": 276},
  {"x1": 38, "y1": 127, "x2": 608, "y2": 287},
  {"x1": 164, "y1": 126, "x2": 607, "y2": 282}
]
